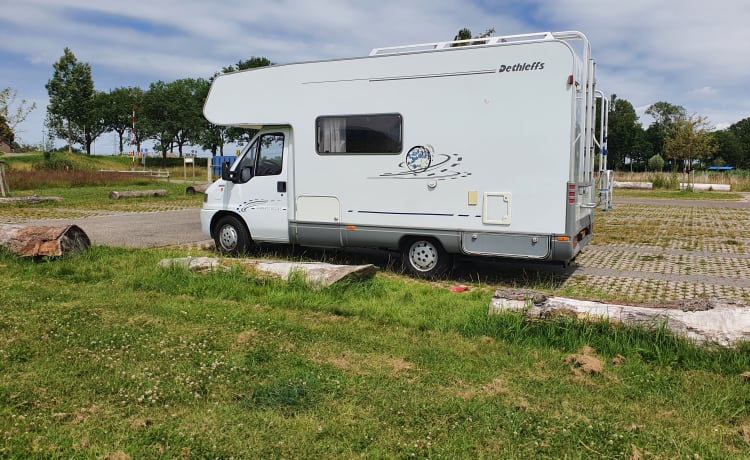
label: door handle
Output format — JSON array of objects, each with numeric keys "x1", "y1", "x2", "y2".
[{"x1": 277, "y1": 181, "x2": 287, "y2": 193}]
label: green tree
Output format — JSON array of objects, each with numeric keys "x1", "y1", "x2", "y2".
[
  {"x1": 0, "y1": 114, "x2": 11, "y2": 150},
  {"x1": 221, "y1": 57, "x2": 272, "y2": 74},
  {"x1": 141, "y1": 80, "x2": 179, "y2": 162},
  {"x1": 0, "y1": 87, "x2": 37, "y2": 150},
  {"x1": 454, "y1": 28, "x2": 472, "y2": 41},
  {"x1": 710, "y1": 130, "x2": 743, "y2": 168},
  {"x1": 452, "y1": 28, "x2": 495, "y2": 47},
  {"x1": 196, "y1": 79, "x2": 225, "y2": 156},
  {"x1": 171, "y1": 78, "x2": 209, "y2": 157},
  {"x1": 645, "y1": 101, "x2": 686, "y2": 158},
  {"x1": 79, "y1": 91, "x2": 110, "y2": 155},
  {"x1": 45, "y1": 48, "x2": 95, "y2": 153},
  {"x1": 726, "y1": 117, "x2": 750, "y2": 168},
  {"x1": 102, "y1": 87, "x2": 144, "y2": 154},
  {"x1": 606, "y1": 95, "x2": 649, "y2": 170},
  {"x1": 664, "y1": 115, "x2": 718, "y2": 171}
]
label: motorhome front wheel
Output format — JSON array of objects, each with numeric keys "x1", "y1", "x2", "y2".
[
  {"x1": 402, "y1": 238, "x2": 450, "y2": 278},
  {"x1": 213, "y1": 215, "x2": 250, "y2": 255}
]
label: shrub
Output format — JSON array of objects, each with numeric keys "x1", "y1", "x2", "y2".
[
  {"x1": 647, "y1": 154, "x2": 665, "y2": 171},
  {"x1": 650, "y1": 172, "x2": 679, "y2": 190}
]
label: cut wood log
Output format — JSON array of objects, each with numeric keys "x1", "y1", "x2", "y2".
[
  {"x1": 0, "y1": 196, "x2": 63, "y2": 204},
  {"x1": 159, "y1": 257, "x2": 377, "y2": 286},
  {"x1": 489, "y1": 288, "x2": 750, "y2": 347},
  {"x1": 185, "y1": 183, "x2": 211, "y2": 195},
  {"x1": 109, "y1": 189, "x2": 167, "y2": 200},
  {"x1": 680, "y1": 183, "x2": 731, "y2": 192},
  {"x1": 0, "y1": 224, "x2": 91, "y2": 257},
  {"x1": 612, "y1": 181, "x2": 653, "y2": 189}
]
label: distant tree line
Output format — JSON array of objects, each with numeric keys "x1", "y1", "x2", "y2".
[
  {"x1": 44, "y1": 48, "x2": 271, "y2": 159},
  {"x1": 606, "y1": 96, "x2": 750, "y2": 171}
]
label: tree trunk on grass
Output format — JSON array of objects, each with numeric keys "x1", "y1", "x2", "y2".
[
  {"x1": 109, "y1": 190, "x2": 167, "y2": 199},
  {"x1": 160, "y1": 257, "x2": 377, "y2": 287},
  {"x1": 489, "y1": 288, "x2": 750, "y2": 347},
  {"x1": 0, "y1": 224, "x2": 91, "y2": 257},
  {"x1": 185, "y1": 184, "x2": 210, "y2": 195},
  {"x1": 0, "y1": 196, "x2": 63, "y2": 204}
]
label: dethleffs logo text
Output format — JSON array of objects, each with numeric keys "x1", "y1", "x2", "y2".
[{"x1": 498, "y1": 61, "x2": 545, "y2": 73}]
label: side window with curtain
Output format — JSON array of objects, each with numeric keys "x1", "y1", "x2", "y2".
[{"x1": 316, "y1": 113, "x2": 402, "y2": 154}]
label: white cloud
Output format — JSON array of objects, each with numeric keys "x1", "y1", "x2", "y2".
[{"x1": 2, "y1": 0, "x2": 749, "y2": 146}]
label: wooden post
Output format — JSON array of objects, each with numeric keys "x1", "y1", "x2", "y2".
[{"x1": 0, "y1": 161, "x2": 7, "y2": 197}]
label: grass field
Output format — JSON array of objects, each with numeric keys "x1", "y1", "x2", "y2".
[
  {"x1": 1, "y1": 247, "x2": 749, "y2": 458},
  {"x1": 1, "y1": 152, "x2": 749, "y2": 458}
]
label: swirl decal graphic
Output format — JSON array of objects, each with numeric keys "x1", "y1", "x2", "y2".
[
  {"x1": 236, "y1": 199, "x2": 284, "y2": 213},
  {"x1": 372, "y1": 145, "x2": 470, "y2": 181}
]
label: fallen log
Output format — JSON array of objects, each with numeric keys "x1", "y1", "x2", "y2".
[
  {"x1": 612, "y1": 181, "x2": 653, "y2": 189},
  {"x1": 680, "y1": 183, "x2": 731, "y2": 192},
  {"x1": 0, "y1": 224, "x2": 91, "y2": 257},
  {"x1": 489, "y1": 288, "x2": 750, "y2": 347},
  {"x1": 0, "y1": 196, "x2": 63, "y2": 204},
  {"x1": 109, "y1": 189, "x2": 167, "y2": 200},
  {"x1": 159, "y1": 257, "x2": 377, "y2": 286},
  {"x1": 185, "y1": 183, "x2": 211, "y2": 195}
]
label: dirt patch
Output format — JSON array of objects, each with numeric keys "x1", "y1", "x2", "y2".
[
  {"x1": 235, "y1": 330, "x2": 259, "y2": 347},
  {"x1": 314, "y1": 349, "x2": 414, "y2": 378},
  {"x1": 456, "y1": 377, "x2": 510, "y2": 400},
  {"x1": 481, "y1": 378, "x2": 509, "y2": 396},
  {"x1": 741, "y1": 425, "x2": 750, "y2": 445},
  {"x1": 564, "y1": 346, "x2": 604, "y2": 376}
]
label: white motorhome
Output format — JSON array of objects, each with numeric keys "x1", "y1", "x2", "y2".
[{"x1": 201, "y1": 31, "x2": 611, "y2": 277}]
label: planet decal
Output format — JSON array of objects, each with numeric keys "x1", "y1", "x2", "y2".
[
  {"x1": 371, "y1": 144, "x2": 470, "y2": 181},
  {"x1": 405, "y1": 146, "x2": 432, "y2": 172}
]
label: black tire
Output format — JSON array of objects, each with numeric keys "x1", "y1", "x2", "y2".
[
  {"x1": 213, "y1": 215, "x2": 251, "y2": 255},
  {"x1": 401, "y1": 237, "x2": 451, "y2": 278}
]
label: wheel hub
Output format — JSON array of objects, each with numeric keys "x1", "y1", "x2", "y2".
[
  {"x1": 218, "y1": 225, "x2": 238, "y2": 251},
  {"x1": 409, "y1": 241, "x2": 438, "y2": 271}
]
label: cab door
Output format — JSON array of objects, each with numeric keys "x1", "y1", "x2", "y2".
[{"x1": 225, "y1": 129, "x2": 290, "y2": 243}]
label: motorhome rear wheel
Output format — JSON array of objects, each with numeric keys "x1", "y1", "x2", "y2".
[{"x1": 402, "y1": 238, "x2": 451, "y2": 278}]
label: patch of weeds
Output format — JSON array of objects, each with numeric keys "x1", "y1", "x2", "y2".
[{"x1": 638, "y1": 254, "x2": 665, "y2": 262}]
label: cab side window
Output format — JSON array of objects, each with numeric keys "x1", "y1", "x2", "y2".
[{"x1": 256, "y1": 133, "x2": 284, "y2": 176}]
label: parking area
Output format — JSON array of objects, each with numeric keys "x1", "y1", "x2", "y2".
[
  {"x1": 5, "y1": 195, "x2": 749, "y2": 305},
  {"x1": 563, "y1": 197, "x2": 750, "y2": 304}
]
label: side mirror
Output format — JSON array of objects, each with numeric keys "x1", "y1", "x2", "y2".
[{"x1": 221, "y1": 161, "x2": 234, "y2": 182}]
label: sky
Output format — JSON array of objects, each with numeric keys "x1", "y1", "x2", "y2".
[{"x1": 1, "y1": 0, "x2": 749, "y2": 154}]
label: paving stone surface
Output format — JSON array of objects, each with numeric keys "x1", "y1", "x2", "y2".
[{"x1": 564, "y1": 197, "x2": 750, "y2": 303}]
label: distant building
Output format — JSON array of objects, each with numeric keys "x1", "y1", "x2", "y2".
[{"x1": 0, "y1": 141, "x2": 11, "y2": 154}]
